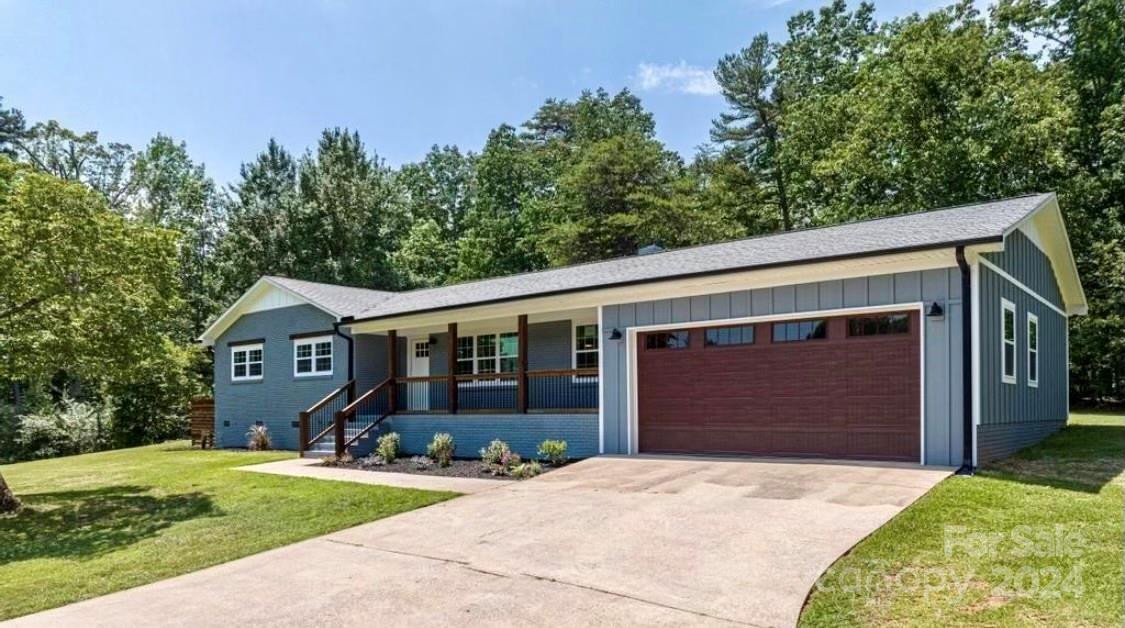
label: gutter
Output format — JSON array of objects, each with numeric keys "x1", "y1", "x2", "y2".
[
  {"x1": 333, "y1": 317, "x2": 355, "y2": 382},
  {"x1": 344, "y1": 237, "x2": 1004, "y2": 325},
  {"x1": 955, "y1": 246, "x2": 975, "y2": 475}
]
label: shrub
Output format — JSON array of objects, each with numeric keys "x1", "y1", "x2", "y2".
[
  {"x1": 427, "y1": 432, "x2": 455, "y2": 467},
  {"x1": 409, "y1": 455, "x2": 432, "y2": 470},
  {"x1": 16, "y1": 395, "x2": 111, "y2": 459},
  {"x1": 537, "y1": 439, "x2": 568, "y2": 465},
  {"x1": 480, "y1": 439, "x2": 511, "y2": 466},
  {"x1": 376, "y1": 432, "x2": 400, "y2": 462},
  {"x1": 246, "y1": 424, "x2": 271, "y2": 450},
  {"x1": 321, "y1": 452, "x2": 353, "y2": 466},
  {"x1": 511, "y1": 460, "x2": 543, "y2": 479}
]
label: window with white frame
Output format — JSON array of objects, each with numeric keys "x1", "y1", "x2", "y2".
[
  {"x1": 231, "y1": 343, "x2": 263, "y2": 381},
  {"x1": 1001, "y1": 299, "x2": 1017, "y2": 384},
  {"x1": 1027, "y1": 313, "x2": 1039, "y2": 388},
  {"x1": 294, "y1": 336, "x2": 333, "y2": 377},
  {"x1": 574, "y1": 324, "x2": 599, "y2": 369},
  {"x1": 456, "y1": 332, "x2": 518, "y2": 375}
]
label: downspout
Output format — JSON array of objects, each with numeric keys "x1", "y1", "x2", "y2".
[
  {"x1": 334, "y1": 317, "x2": 355, "y2": 383},
  {"x1": 955, "y1": 246, "x2": 975, "y2": 475}
]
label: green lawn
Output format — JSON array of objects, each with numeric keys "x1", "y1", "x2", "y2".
[
  {"x1": 800, "y1": 411, "x2": 1125, "y2": 627},
  {"x1": 0, "y1": 443, "x2": 457, "y2": 620}
]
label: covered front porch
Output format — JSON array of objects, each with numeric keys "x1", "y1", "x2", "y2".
[{"x1": 298, "y1": 307, "x2": 601, "y2": 458}]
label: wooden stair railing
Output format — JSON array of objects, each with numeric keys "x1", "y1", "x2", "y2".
[
  {"x1": 298, "y1": 379, "x2": 355, "y2": 456},
  {"x1": 333, "y1": 378, "x2": 394, "y2": 457}
]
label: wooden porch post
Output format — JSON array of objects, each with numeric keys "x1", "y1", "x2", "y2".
[
  {"x1": 447, "y1": 322, "x2": 458, "y2": 414},
  {"x1": 333, "y1": 410, "x2": 345, "y2": 457},
  {"x1": 298, "y1": 411, "x2": 309, "y2": 457},
  {"x1": 517, "y1": 314, "x2": 528, "y2": 413},
  {"x1": 387, "y1": 330, "x2": 398, "y2": 413}
]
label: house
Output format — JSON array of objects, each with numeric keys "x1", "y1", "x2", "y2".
[{"x1": 198, "y1": 193, "x2": 1085, "y2": 468}]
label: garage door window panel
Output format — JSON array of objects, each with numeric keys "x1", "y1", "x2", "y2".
[
  {"x1": 645, "y1": 331, "x2": 690, "y2": 350},
  {"x1": 847, "y1": 314, "x2": 909, "y2": 337},
  {"x1": 772, "y1": 320, "x2": 827, "y2": 343}
]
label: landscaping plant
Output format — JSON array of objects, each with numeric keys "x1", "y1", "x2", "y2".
[
  {"x1": 427, "y1": 432, "x2": 455, "y2": 467},
  {"x1": 376, "y1": 432, "x2": 400, "y2": 463},
  {"x1": 537, "y1": 439, "x2": 568, "y2": 465},
  {"x1": 245, "y1": 424, "x2": 271, "y2": 450},
  {"x1": 510, "y1": 460, "x2": 543, "y2": 479}
]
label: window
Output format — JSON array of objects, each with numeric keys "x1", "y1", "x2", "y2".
[
  {"x1": 772, "y1": 320, "x2": 827, "y2": 343},
  {"x1": 574, "y1": 324, "x2": 599, "y2": 369},
  {"x1": 645, "y1": 331, "x2": 689, "y2": 350},
  {"x1": 848, "y1": 314, "x2": 909, "y2": 337},
  {"x1": 1027, "y1": 313, "x2": 1039, "y2": 388},
  {"x1": 414, "y1": 341, "x2": 430, "y2": 358},
  {"x1": 231, "y1": 344, "x2": 263, "y2": 381},
  {"x1": 1001, "y1": 299, "x2": 1017, "y2": 384},
  {"x1": 705, "y1": 325, "x2": 755, "y2": 347},
  {"x1": 294, "y1": 336, "x2": 332, "y2": 376},
  {"x1": 457, "y1": 332, "x2": 518, "y2": 375}
]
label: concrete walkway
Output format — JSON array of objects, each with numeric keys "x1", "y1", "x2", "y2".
[
  {"x1": 237, "y1": 457, "x2": 512, "y2": 494},
  {"x1": 5, "y1": 456, "x2": 951, "y2": 628}
]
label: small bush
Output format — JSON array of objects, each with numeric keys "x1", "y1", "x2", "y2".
[
  {"x1": 376, "y1": 432, "x2": 400, "y2": 462},
  {"x1": 409, "y1": 455, "x2": 432, "y2": 470},
  {"x1": 321, "y1": 452, "x2": 353, "y2": 466},
  {"x1": 511, "y1": 460, "x2": 543, "y2": 479},
  {"x1": 480, "y1": 439, "x2": 511, "y2": 466},
  {"x1": 246, "y1": 424, "x2": 271, "y2": 450},
  {"x1": 16, "y1": 395, "x2": 111, "y2": 459},
  {"x1": 427, "y1": 432, "x2": 455, "y2": 467},
  {"x1": 537, "y1": 439, "x2": 568, "y2": 465}
]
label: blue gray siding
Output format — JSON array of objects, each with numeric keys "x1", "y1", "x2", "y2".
[
  {"x1": 375, "y1": 414, "x2": 598, "y2": 459},
  {"x1": 214, "y1": 305, "x2": 346, "y2": 450},
  {"x1": 602, "y1": 269, "x2": 966, "y2": 466},
  {"x1": 978, "y1": 233, "x2": 1068, "y2": 462}
]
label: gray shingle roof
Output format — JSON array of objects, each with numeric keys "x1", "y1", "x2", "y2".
[
  {"x1": 266, "y1": 276, "x2": 396, "y2": 316},
  {"x1": 272, "y1": 194, "x2": 1052, "y2": 322}
]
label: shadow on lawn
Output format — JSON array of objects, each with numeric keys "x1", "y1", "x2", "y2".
[
  {"x1": 988, "y1": 422, "x2": 1125, "y2": 493},
  {"x1": 0, "y1": 485, "x2": 217, "y2": 564}
]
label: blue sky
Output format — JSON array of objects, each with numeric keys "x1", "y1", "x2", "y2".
[{"x1": 1, "y1": 0, "x2": 949, "y2": 185}]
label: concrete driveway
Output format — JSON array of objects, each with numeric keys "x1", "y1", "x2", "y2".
[{"x1": 5, "y1": 456, "x2": 950, "y2": 628}]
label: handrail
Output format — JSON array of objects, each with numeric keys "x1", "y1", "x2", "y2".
[
  {"x1": 454, "y1": 372, "x2": 519, "y2": 382},
  {"x1": 339, "y1": 378, "x2": 391, "y2": 416},
  {"x1": 306, "y1": 379, "x2": 355, "y2": 415},
  {"x1": 299, "y1": 379, "x2": 355, "y2": 456},
  {"x1": 527, "y1": 368, "x2": 598, "y2": 377}
]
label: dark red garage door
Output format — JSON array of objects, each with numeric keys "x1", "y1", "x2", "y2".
[{"x1": 637, "y1": 311, "x2": 920, "y2": 462}]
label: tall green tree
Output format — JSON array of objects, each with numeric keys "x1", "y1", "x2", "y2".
[
  {"x1": 131, "y1": 134, "x2": 224, "y2": 338},
  {"x1": 455, "y1": 125, "x2": 544, "y2": 280},
  {"x1": 217, "y1": 139, "x2": 300, "y2": 301},
  {"x1": 291, "y1": 128, "x2": 402, "y2": 289},
  {"x1": 996, "y1": 0, "x2": 1125, "y2": 401},
  {"x1": 0, "y1": 158, "x2": 184, "y2": 508},
  {"x1": 393, "y1": 145, "x2": 475, "y2": 286}
]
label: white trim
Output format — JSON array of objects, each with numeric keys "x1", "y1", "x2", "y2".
[
  {"x1": 1003, "y1": 193, "x2": 1087, "y2": 315},
  {"x1": 978, "y1": 257, "x2": 1067, "y2": 317},
  {"x1": 597, "y1": 305, "x2": 606, "y2": 455},
  {"x1": 572, "y1": 320, "x2": 600, "y2": 370},
  {"x1": 624, "y1": 301, "x2": 927, "y2": 461},
  {"x1": 231, "y1": 343, "x2": 264, "y2": 382},
  {"x1": 199, "y1": 277, "x2": 341, "y2": 346},
  {"x1": 919, "y1": 310, "x2": 927, "y2": 465},
  {"x1": 293, "y1": 335, "x2": 334, "y2": 377},
  {"x1": 1001, "y1": 298, "x2": 1017, "y2": 385},
  {"x1": 1027, "y1": 312, "x2": 1039, "y2": 388}
]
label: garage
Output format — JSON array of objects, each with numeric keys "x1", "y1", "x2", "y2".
[{"x1": 636, "y1": 310, "x2": 921, "y2": 462}]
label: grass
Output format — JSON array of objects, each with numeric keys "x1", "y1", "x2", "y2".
[
  {"x1": 800, "y1": 411, "x2": 1125, "y2": 627},
  {"x1": 0, "y1": 442, "x2": 457, "y2": 620}
]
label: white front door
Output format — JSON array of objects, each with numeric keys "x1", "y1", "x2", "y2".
[{"x1": 407, "y1": 339, "x2": 430, "y2": 411}]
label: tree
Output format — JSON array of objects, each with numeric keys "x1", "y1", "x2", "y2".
[
  {"x1": 131, "y1": 135, "x2": 224, "y2": 338},
  {"x1": 996, "y1": 0, "x2": 1125, "y2": 401},
  {"x1": 394, "y1": 146, "x2": 475, "y2": 287},
  {"x1": 291, "y1": 128, "x2": 403, "y2": 289},
  {"x1": 0, "y1": 472, "x2": 17, "y2": 513},
  {"x1": 0, "y1": 158, "x2": 184, "y2": 509},
  {"x1": 455, "y1": 125, "x2": 544, "y2": 280},
  {"x1": 216, "y1": 139, "x2": 300, "y2": 302}
]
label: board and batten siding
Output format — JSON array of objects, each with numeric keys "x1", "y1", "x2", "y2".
[
  {"x1": 601, "y1": 269, "x2": 966, "y2": 466},
  {"x1": 214, "y1": 304, "x2": 348, "y2": 450},
  {"x1": 978, "y1": 233, "x2": 1069, "y2": 463}
]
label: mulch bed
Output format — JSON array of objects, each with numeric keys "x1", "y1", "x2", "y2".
[{"x1": 322, "y1": 457, "x2": 562, "y2": 480}]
